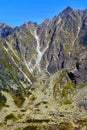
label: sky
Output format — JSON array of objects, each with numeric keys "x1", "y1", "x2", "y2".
[{"x1": 0, "y1": 0, "x2": 87, "y2": 27}]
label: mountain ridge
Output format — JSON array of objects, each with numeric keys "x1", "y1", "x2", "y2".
[{"x1": 0, "y1": 6, "x2": 86, "y2": 29}]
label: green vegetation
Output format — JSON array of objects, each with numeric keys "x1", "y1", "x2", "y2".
[
  {"x1": 0, "y1": 76, "x2": 8, "y2": 88},
  {"x1": 12, "y1": 92, "x2": 25, "y2": 108},
  {"x1": 23, "y1": 126, "x2": 37, "y2": 130},
  {"x1": 58, "y1": 122, "x2": 74, "y2": 130},
  {"x1": 15, "y1": 128, "x2": 22, "y2": 130},
  {"x1": 77, "y1": 119, "x2": 87, "y2": 126},
  {"x1": 5, "y1": 113, "x2": 17, "y2": 121},
  {"x1": 53, "y1": 70, "x2": 77, "y2": 105},
  {"x1": 0, "y1": 92, "x2": 7, "y2": 110}
]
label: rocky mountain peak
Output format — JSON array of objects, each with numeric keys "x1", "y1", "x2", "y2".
[
  {"x1": 0, "y1": 22, "x2": 13, "y2": 38},
  {"x1": 64, "y1": 6, "x2": 74, "y2": 12}
]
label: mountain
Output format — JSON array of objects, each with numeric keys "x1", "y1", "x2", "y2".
[
  {"x1": 0, "y1": 22, "x2": 13, "y2": 37},
  {"x1": 0, "y1": 7, "x2": 87, "y2": 130}
]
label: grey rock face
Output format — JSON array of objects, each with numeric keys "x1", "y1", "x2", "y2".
[
  {"x1": 68, "y1": 50, "x2": 87, "y2": 85},
  {"x1": 0, "y1": 23, "x2": 13, "y2": 38}
]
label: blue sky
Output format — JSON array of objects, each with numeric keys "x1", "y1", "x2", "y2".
[{"x1": 0, "y1": 0, "x2": 87, "y2": 27}]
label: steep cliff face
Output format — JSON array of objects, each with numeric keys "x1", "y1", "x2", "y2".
[
  {"x1": 2, "y1": 7, "x2": 86, "y2": 83},
  {"x1": 0, "y1": 7, "x2": 87, "y2": 129}
]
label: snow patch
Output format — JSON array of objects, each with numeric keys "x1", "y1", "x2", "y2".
[
  {"x1": 24, "y1": 58, "x2": 33, "y2": 73},
  {"x1": 45, "y1": 61, "x2": 50, "y2": 75},
  {"x1": 5, "y1": 40, "x2": 20, "y2": 60},
  {"x1": 11, "y1": 56, "x2": 32, "y2": 85},
  {"x1": 34, "y1": 30, "x2": 42, "y2": 71},
  {"x1": 34, "y1": 30, "x2": 49, "y2": 72},
  {"x1": 72, "y1": 26, "x2": 81, "y2": 47},
  {"x1": 4, "y1": 44, "x2": 32, "y2": 84},
  {"x1": 56, "y1": 17, "x2": 62, "y2": 25}
]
